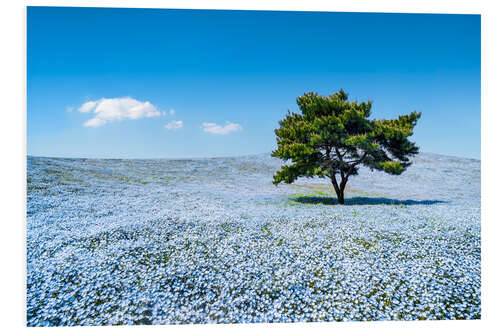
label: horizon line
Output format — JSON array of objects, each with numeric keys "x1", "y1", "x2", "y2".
[{"x1": 26, "y1": 150, "x2": 481, "y2": 162}]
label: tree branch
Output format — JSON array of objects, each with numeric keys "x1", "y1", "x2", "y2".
[
  {"x1": 324, "y1": 147, "x2": 340, "y2": 194},
  {"x1": 334, "y1": 146, "x2": 346, "y2": 181},
  {"x1": 345, "y1": 152, "x2": 368, "y2": 178},
  {"x1": 330, "y1": 167, "x2": 340, "y2": 195}
]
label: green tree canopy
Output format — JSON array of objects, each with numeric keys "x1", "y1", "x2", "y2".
[{"x1": 272, "y1": 89, "x2": 421, "y2": 204}]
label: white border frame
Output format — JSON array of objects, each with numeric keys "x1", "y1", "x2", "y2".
[{"x1": 1, "y1": 1, "x2": 498, "y2": 332}]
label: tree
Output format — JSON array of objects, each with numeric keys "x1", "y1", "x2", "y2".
[{"x1": 272, "y1": 89, "x2": 421, "y2": 204}]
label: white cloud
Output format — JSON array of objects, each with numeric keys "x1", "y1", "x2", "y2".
[
  {"x1": 165, "y1": 120, "x2": 183, "y2": 130},
  {"x1": 78, "y1": 101, "x2": 97, "y2": 113},
  {"x1": 202, "y1": 121, "x2": 242, "y2": 135},
  {"x1": 169, "y1": 109, "x2": 175, "y2": 115},
  {"x1": 84, "y1": 118, "x2": 106, "y2": 127},
  {"x1": 78, "y1": 97, "x2": 161, "y2": 127}
]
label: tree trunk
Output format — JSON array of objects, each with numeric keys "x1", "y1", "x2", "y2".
[
  {"x1": 331, "y1": 179, "x2": 345, "y2": 204},
  {"x1": 335, "y1": 189, "x2": 344, "y2": 205},
  {"x1": 338, "y1": 179, "x2": 347, "y2": 205},
  {"x1": 336, "y1": 188, "x2": 345, "y2": 204},
  {"x1": 330, "y1": 172, "x2": 346, "y2": 205}
]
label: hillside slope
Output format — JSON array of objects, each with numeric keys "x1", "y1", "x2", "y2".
[{"x1": 26, "y1": 152, "x2": 481, "y2": 325}]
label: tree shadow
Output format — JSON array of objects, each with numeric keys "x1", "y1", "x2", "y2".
[{"x1": 291, "y1": 196, "x2": 447, "y2": 206}]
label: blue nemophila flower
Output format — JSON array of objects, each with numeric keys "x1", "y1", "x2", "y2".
[{"x1": 27, "y1": 153, "x2": 480, "y2": 325}]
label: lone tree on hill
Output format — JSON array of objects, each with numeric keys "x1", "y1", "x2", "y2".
[{"x1": 272, "y1": 89, "x2": 421, "y2": 204}]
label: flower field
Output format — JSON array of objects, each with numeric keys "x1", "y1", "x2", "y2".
[{"x1": 26, "y1": 152, "x2": 481, "y2": 326}]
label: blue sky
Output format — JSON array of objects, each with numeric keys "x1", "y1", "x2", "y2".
[{"x1": 27, "y1": 7, "x2": 480, "y2": 159}]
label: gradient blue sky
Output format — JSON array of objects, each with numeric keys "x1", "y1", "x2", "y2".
[{"x1": 27, "y1": 7, "x2": 480, "y2": 159}]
